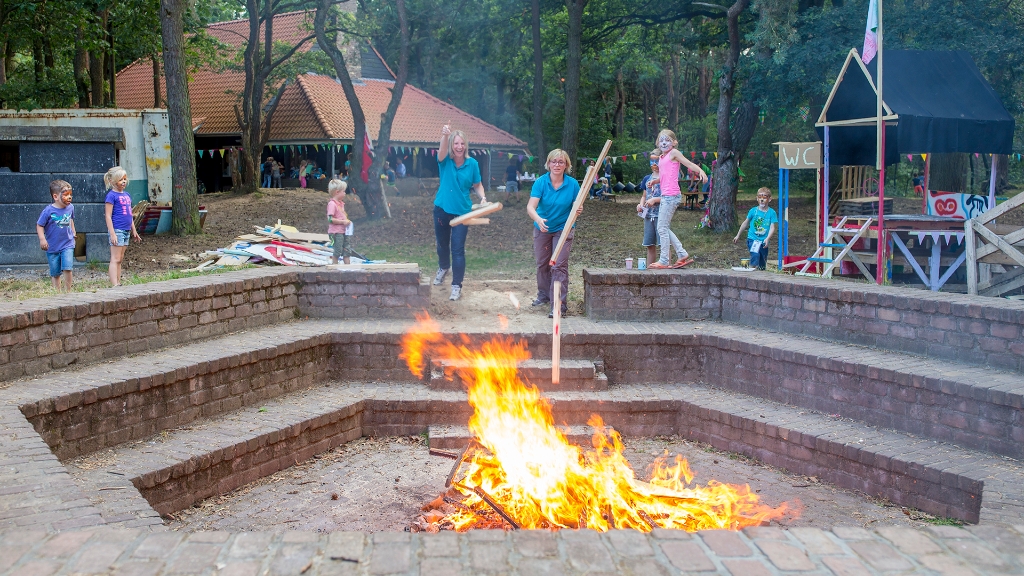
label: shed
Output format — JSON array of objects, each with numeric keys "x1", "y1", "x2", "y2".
[{"x1": 816, "y1": 49, "x2": 1015, "y2": 166}]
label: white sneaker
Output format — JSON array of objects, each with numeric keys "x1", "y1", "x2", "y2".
[
  {"x1": 433, "y1": 268, "x2": 449, "y2": 285},
  {"x1": 449, "y1": 285, "x2": 462, "y2": 301}
]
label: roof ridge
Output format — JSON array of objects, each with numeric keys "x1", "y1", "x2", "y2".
[
  {"x1": 206, "y1": 9, "x2": 309, "y2": 28},
  {"x1": 385, "y1": 81, "x2": 526, "y2": 147},
  {"x1": 296, "y1": 75, "x2": 335, "y2": 139}
]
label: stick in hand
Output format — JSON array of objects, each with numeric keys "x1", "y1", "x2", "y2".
[
  {"x1": 549, "y1": 139, "x2": 613, "y2": 266},
  {"x1": 552, "y1": 281, "x2": 561, "y2": 385}
]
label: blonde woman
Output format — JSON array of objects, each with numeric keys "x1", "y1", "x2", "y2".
[
  {"x1": 527, "y1": 149, "x2": 582, "y2": 317},
  {"x1": 103, "y1": 167, "x2": 141, "y2": 286},
  {"x1": 433, "y1": 123, "x2": 487, "y2": 301}
]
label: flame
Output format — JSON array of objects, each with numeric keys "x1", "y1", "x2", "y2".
[{"x1": 401, "y1": 314, "x2": 793, "y2": 532}]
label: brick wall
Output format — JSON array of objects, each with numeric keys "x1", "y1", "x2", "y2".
[
  {"x1": 0, "y1": 266, "x2": 430, "y2": 384},
  {"x1": 584, "y1": 269, "x2": 1024, "y2": 373},
  {"x1": 295, "y1": 269, "x2": 430, "y2": 319}
]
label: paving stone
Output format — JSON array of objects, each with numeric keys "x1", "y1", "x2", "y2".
[
  {"x1": 657, "y1": 540, "x2": 716, "y2": 572},
  {"x1": 423, "y1": 531, "x2": 462, "y2": 557},
  {"x1": 368, "y1": 542, "x2": 412, "y2": 575},
  {"x1": 721, "y1": 558, "x2": 773, "y2": 576},
  {"x1": 846, "y1": 540, "x2": 915, "y2": 572},
  {"x1": 876, "y1": 526, "x2": 943, "y2": 555},
  {"x1": 419, "y1": 556, "x2": 466, "y2": 576},
  {"x1": 789, "y1": 528, "x2": 843, "y2": 556},
  {"x1": 605, "y1": 529, "x2": 655, "y2": 557},
  {"x1": 820, "y1": 556, "x2": 872, "y2": 576},
  {"x1": 755, "y1": 540, "x2": 815, "y2": 571},
  {"x1": 698, "y1": 531, "x2": 753, "y2": 557},
  {"x1": 514, "y1": 557, "x2": 566, "y2": 576},
  {"x1": 561, "y1": 530, "x2": 617, "y2": 573},
  {"x1": 511, "y1": 530, "x2": 557, "y2": 558}
]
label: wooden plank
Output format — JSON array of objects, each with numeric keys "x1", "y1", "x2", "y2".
[
  {"x1": 550, "y1": 140, "x2": 613, "y2": 266},
  {"x1": 965, "y1": 219, "x2": 978, "y2": 295},
  {"x1": 981, "y1": 268, "x2": 1024, "y2": 297},
  {"x1": 450, "y1": 202, "x2": 503, "y2": 226},
  {"x1": 979, "y1": 265, "x2": 1024, "y2": 291},
  {"x1": 463, "y1": 218, "x2": 490, "y2": 225},
  {"x1": 552, "y1": 281, "x2": 561, "y2": 386},
  {"x1": 977, "y1": 191, "x2": 1024, "y2": 224},
  {"x1": 976, "y1": 226, "x2": 1024, "y2": 259},
  {"x1": 973, "y1": 221, "x2": 1024, "y2": 268},
  {"x1": 279, "y1": 230, "x2": 330, "y2": 243}
]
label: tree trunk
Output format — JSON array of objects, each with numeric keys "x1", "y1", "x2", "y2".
[
  {"x1": 929, "y1": 153, "x2": 967, "y2": 193},
  {"x1": 707, "y1": 0, "x2": 750, "y2": 233},
  {"x1": 496, "y1": 74, "x2": 506, "y2": 127},
  {"x1": 561, "y1": 0, "x2": 586, "y2": 162},
  {"x1": 612, "y1": 69, "x2": 624, "y2": 138},
  {"x1": 89, "y1": 49, "x2": 105, "y2": 106},
  {"x1": 531, "y1": 0, "x2": 545, "y2": 155},
  {"x1": 74, "y1": 30, "x2": 90, "y2": 108},
  {"x1": 667, "y1": 54, "x2": 679, "y2": 129},
  {"x1": 151, "y1": 56, "x2": 162, "y2": 107},
  {"x1": 0, "y1": 42, "x2": 6, "y2": 85},
  {"x1": 32, "y1": 38, "x2": 44, "y2": 84},
  {"x1": 106, "y1": 19, "x2": 116, "y2": 106},
  {"x1": 160, "y1": 0, "x2": 201, "y2": 235},
  {"x1": 697, "y1": 62, "x2": 711, "y2": 117},
  {"x1": 228, "y1": 147, "x2": 242, "y2": 190},
  {"x1": 996, "y1": 154, "x2": 1009, "y2": 192}
]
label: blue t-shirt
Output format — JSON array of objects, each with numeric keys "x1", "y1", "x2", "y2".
[
  {"x1": 105, "y1": 190, "x2": 133, "y2": 230},
  {"x1": 530, "y1": 173, "x2": 580, "y2": 233},
  {"x1": 746, "y1": 206, "x2": 779, "y2": 241},
  {"x1": 434, "y1": 156, "x2": 481, "y2": 216},
  {"x1": 37, "y1": 204, "x2": 76, "y2": 253}
]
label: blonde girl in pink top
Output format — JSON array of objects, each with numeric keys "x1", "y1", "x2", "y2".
[{"x1": 648, "y1": 129, "x2": 708, "y2": 269}]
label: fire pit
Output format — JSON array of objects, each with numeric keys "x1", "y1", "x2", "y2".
[{"x1": 402, "y1": 315, "x2": 793, "y2": 533}]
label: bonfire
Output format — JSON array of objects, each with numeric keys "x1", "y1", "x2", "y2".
[{"x1": 401, "y1": 315, "x2": 792, "y2": 532}]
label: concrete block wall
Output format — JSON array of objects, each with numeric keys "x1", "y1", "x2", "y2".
[
  {"x1": 584, "y1": 269, "x2": 1024, "y2": 373},
  {"x1": 0, "y1": 143, "x2": 116, "y2": 265}
]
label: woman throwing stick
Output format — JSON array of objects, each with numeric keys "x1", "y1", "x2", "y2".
[
  {"x1": 433, "y1": 123, "x2": 488, "y2": 301},
  {"x1": 528, "y1": 149, "x2": 582, "y2": 318},
  {"x1": 648, "y1": 129, "x2": 708, "y2": 269}
]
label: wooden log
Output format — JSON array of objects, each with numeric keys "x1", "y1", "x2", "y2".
[
  {"x1": 473, "y1": 486, "x2": 520, "y2": 529},
  {"x1": 463, "y1": 218, "x2": 490, "y2": 225},
  {"x1": 552, "y1": 281, "x2": 561, "y2": 385},
  {"x1": 450, "y1": 202, "x2": 503, "y2": 226},
  {"x1": 549, "y1": 139, "x2": 613, "y2": 265}
]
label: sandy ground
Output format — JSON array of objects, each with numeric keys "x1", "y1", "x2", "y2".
[{"x1": 166, "y1": 435, "x2": 931, "y2": 533}]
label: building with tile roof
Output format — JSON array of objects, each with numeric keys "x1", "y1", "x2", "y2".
[{"x1": 115, "y1": 10, "x2": 527, "y2": 190}]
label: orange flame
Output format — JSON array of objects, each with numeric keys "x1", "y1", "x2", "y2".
[{"x1": 401, "y1": 314, "x2": 793, "y2": 532}]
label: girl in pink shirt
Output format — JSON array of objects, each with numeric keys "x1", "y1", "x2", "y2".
[{"x1": 648, "y1": 129, "x2": 708, "y2": 269}]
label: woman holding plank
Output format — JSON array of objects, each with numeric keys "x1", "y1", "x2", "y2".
[
  {"x1": 527, "y1": 149, "x2": 582, "y2": 318},
  {"x1": 433, "y1": 123, "x2": 488, "y2": 301}
]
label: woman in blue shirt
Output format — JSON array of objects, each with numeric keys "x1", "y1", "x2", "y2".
[
  {"x1": 527, "y1": 149, "x2": 582, "y2": 317},
  {"x1": 433, "y1": 123, "x2": 488, "y2": 301}
]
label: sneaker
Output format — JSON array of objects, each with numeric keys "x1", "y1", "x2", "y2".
[
  {"x1": 433, "y1": 268, "x2": 449, "y2": 285},
  {"x1": 648, "y1": 262, "x2": 671, "y2": 269},
  {"x1": 449, "y1": 285, "x2": 462, "y2": 301},
  {"x1": 548, "y1": 305, "x2": 568, "y2": 319},
  {"x1": 531, "y1": 298, "x2": 549, "y2": 307}
]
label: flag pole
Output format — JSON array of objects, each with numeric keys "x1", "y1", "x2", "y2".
[{"x1": 875, "y1": 0, "x2": 886, "y2": 285}]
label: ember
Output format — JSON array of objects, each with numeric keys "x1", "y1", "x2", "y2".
[{"x1": 401, "y1": 314, "x2": 793, "y2": 532}]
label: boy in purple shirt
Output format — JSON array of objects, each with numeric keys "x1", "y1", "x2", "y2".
[{"x1": 36, "y1": 180, "x2": 77, "y2": 292}]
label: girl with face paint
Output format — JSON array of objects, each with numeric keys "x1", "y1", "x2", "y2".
[{"x1": 648, "y1": 129, "x2": 708, "y2": 269}]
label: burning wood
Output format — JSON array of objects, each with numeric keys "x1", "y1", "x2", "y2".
[{"x1": 402, "y1": 314, "x2": 794, "y2": 533}]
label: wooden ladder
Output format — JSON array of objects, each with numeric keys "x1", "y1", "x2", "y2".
[{"x1": 795, "y1": 217, "x2": 876, "y2": 282}]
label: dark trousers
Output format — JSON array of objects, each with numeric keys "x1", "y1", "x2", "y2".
[
  {"x1": 433, "y1": 205, "x2": 469, "y2": 286},
  {"x1": 533, "y1": 227, "x2": 574, "y2": 309}
]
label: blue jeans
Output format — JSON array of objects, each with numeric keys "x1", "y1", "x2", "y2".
[
  {"x1": 747, "y1": 238, "x2": 770, "y2": 270},
  {"x1": 433, "y1": 205, "x2": 469, "y2": 287},
  {"x1": 47, "y1": 247, "x2": 75, "y2": 277},
  {"x1": 262, "y1": 174, "x2": 272, "y2": 187}
]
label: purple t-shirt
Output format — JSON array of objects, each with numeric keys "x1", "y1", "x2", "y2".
[
  {"x1": 36, "y1": 204, "x2": 75, "y2": 253},
  {"x1": 105, "y1": 190, "x2": 133, "y2": 230}
]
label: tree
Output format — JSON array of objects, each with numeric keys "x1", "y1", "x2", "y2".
[
  {"x1": 314, "y1": 0, "x2": 410, "y2": 219},
  {"x1": 560, "y1": 0, "x2": 586, "y2": 162},
  {"x1": 160, "y1": 0, "x2": 200, "y2": 235},
  {"x1": 530, "y1": 0, "x2": 544, "y2": 155}
]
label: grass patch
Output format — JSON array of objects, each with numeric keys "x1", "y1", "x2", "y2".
[{"x1": 0, "y1": 265, "x2": 255, "y2": 302}]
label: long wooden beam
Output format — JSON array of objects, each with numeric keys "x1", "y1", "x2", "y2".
[{"x1": 549, "y1": 140, "x2": 613, "y2": 266}]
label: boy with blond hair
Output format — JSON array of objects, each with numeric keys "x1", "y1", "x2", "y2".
[{"x1": 733, "y1": 187, "x2": 779, "y2": 270}]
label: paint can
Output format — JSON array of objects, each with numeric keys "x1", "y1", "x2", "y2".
[
  {"x1": 637, "y1": 257, "x2": 647, "y2": 270},
  {"x1": 625, "y1": 257, "x2": 633, "y2": 269}
]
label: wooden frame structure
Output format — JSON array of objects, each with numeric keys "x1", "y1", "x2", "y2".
[{"x1": 965, "y1": 192, "x2": 1024, "y2": 296}]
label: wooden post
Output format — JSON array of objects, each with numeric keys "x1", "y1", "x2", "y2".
[
  {"x1": 965, "y1": 219, "x2": 978, "y2": 295},
  {"x1": 988, "y1": 154, "x2": 998, "y2": 215},
  {"x1": 922, "y1": 153, "x2": 931, "y2": 215},
  {"x1": 549, "y1": 140, "x2": 613, "y2": 266},
  {"x1": 551, "y1": 280, "x2": 561, "y2": 385}
]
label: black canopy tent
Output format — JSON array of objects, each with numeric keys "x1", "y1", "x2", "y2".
[{"x1": 816, "y1": 49, "x2": 1015, "y2": 166}]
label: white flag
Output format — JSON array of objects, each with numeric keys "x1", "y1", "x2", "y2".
[{"x1": 862, "y1": 0, "x2": 878, "y2": 64}]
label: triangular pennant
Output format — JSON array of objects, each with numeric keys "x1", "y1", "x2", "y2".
[
  {"x1": 702, "y1": 152, "x2": 707, "y2": 159},
  {"x1": 612, "y1": 157, "x2": 617, "y2": 164},
  {"x1": 207, "y1": 150, "x2": 214, "y2": 157},
  {"x1": 198, "y1": 150, "x2": 204, "y2": 158},
  {"x1": 975, "y1": 153, "x2": 980, "y2": 157},
  {"x1": 955, "y1": 232, "x2": 964, "y2": 245},
  {"x1": 917, "y1": 232, "x2": 926, "y2": 243},
  {"x1": 943, "y1": 232, "x2": 952, "y2": 245},
  {"x1": 907, "y1": 154, "x2": 913, "y2": 161},
  {"x1": 714, "y1": 152, "x2": 718, "y2": 159},
  {"x1": 632, "y1": 154, "x2": 637, "y2": 161},
  {"x1": 931, "y1": 232, "x2": 940, "y2": 243},
  {"x1": 921, "y1": 154, "x2": 926, "y2": 161},
  {"x1": 690, "y1": 152, "x2": 696, "y2": 158},
  {"x1": 773, "y1": 152, "x2": 778, "y2": 158}
]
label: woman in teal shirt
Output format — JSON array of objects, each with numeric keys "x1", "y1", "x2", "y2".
[
  {"x1": 433, "y1": 124, "x2": 488, "y2": 301},
  {"x1": 527, "y1": 149, "x2": 582, "y2": 317}
]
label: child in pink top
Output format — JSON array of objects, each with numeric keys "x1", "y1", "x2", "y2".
[
  {"x1": 649, "y1": 129, "x2": 708, "y2": 269},
  {"x1": 327, "y1": 179, "x2": 351, "y2": 264}
]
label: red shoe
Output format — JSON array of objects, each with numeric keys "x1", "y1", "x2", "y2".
[
  {"x1": 648, "y1": 262, "x2": 671, "y2": 269},
  {"x1": 672, "y1": 257, "x2": 695, "y2": 268}
]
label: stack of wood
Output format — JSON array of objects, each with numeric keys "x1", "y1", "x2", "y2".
[
  {"x1": 837, "y1": 197, "x2": 893, "y2": 216},
  {"x1": 187, "y1": 221, "x2": 413, "y2": 271}
]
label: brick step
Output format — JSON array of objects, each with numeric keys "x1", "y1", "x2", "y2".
[
  {"x1": 429, "y1": 358, "x2": 607, "y2": 391},
  {"x1": 8, "y1": 319, "x2": 339, "y2": 461},
  {"x1": 64, "y1": 465, "x2": 165, "y2": 530},
  {"x1": 426, "y1": 424, "x2": 607, "y2": 451},
  {"x1": 63, "y1": 382, "x2": 376, "y2": 516}
]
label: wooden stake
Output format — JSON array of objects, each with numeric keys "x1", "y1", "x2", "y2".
[
  {"x1": 450, "y1": 202, "x2": 503, "y2": 226},
  {"x1": 473, "y1": 486, "x2": 521, "y2": 529},
  {"x1": 552, "y1": 281, "x2": 561, "y2": 385},
  {"x1": 549, "y1": 140, "x2": 613, "y2": 266}
]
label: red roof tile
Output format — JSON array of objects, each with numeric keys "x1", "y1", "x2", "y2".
[{"x1": 115, "y1": 11, "x2": 525, "y2": 149}]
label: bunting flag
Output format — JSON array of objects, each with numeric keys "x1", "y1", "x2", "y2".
[
  {"x1": 690, "y1": 152, "x2": 696, "y2": 159},
  {"x1": 198, "y1": 150, "x2": 204, "y2": 158},
  {"x1": 799, "y1": 106, "x2": 810, "y2": 122},
  {"x1": 921, "y1": 154, "x2": 927, "y2": 161},
  {"x1": 907, "y1": 154, "x2": 913, "y2": 161},
  {"x1": 758, "y1": 110, "x2": 766, "y2": 125},
  {"x1": 774, "y1": 152, "x2": 779, "y2": 158},
  {"x1": 714, "y1": 152, "x2": 718, "y2": 159},
  {"x1": 632, "y1": 154, "x2": 637, "y2": 160},
  {"x1": 208, "y1": 150, "x2": 214, "y2": 157}
]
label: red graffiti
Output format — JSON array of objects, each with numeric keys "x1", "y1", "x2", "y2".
[{"x1": 934, "y1": 198, "x2": 959, "y2": 216}]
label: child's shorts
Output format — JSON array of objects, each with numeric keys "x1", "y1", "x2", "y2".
[
  {"x1": 747, "y1": 238, "x2": 770, "y2": 270},
  {"x1": 505, "y1": 181, "x2": 519, "y2": 193},
  {"x1": 331, "y1": 233, "x2": 350, "y2": 259},
  {"x1": 642, "y1": 218, "x2": 660, "y2": 247},
  {"x1": 110, "y1": 229, "x2": 131, "y2": 247},
  {"x1": 47, "y1": 247, "x2": 75, "y2": 277}
]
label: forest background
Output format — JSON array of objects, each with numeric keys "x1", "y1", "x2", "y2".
[{"x1": 0, "y1": 0, "x2": 1022, "y2": 233}]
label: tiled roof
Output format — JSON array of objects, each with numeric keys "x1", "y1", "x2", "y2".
[
  {"x1": 115, "y1": 11, "x2": 525, "y2": 149},
  {"x1": 205, "y1": 11, "x2": 317, "y2": 50}
]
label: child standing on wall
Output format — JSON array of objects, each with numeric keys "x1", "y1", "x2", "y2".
[
  {"x1": 36, "y1": 180, "x2": 77, "y2": 292},
  {"x1": 104, "y1": 167, "x2": 142, "y2": 287},
  {"x1": 648, "y1": 129, "x2": 708, "y2": 269},
  {"x1": 733, "y1": 187, "x2": 779, "y2": 270},
  {"x1": 637, "y1": 151, "x2": 686, "y2": 268},
  {"x1": 327, "y1": 179, "x2": 352, "y2": 265}
]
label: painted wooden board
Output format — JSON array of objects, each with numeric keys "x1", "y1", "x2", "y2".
[
  {"x1": 280, "y1": 230, "x2": 330, "y2": 243},
  {"x1": 243, "y1": 243, "x2": 293, "y2": 265},
  {"x1": 450, "y1": 202, "x2": 503, "y2": 226}
]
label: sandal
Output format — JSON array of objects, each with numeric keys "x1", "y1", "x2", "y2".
[
  {"x1": 648, "y1": 262, "x2": 671, "y2": 269},
  {"x1": 672, "y1": 257, "x2": 694, "y2": 269}
]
